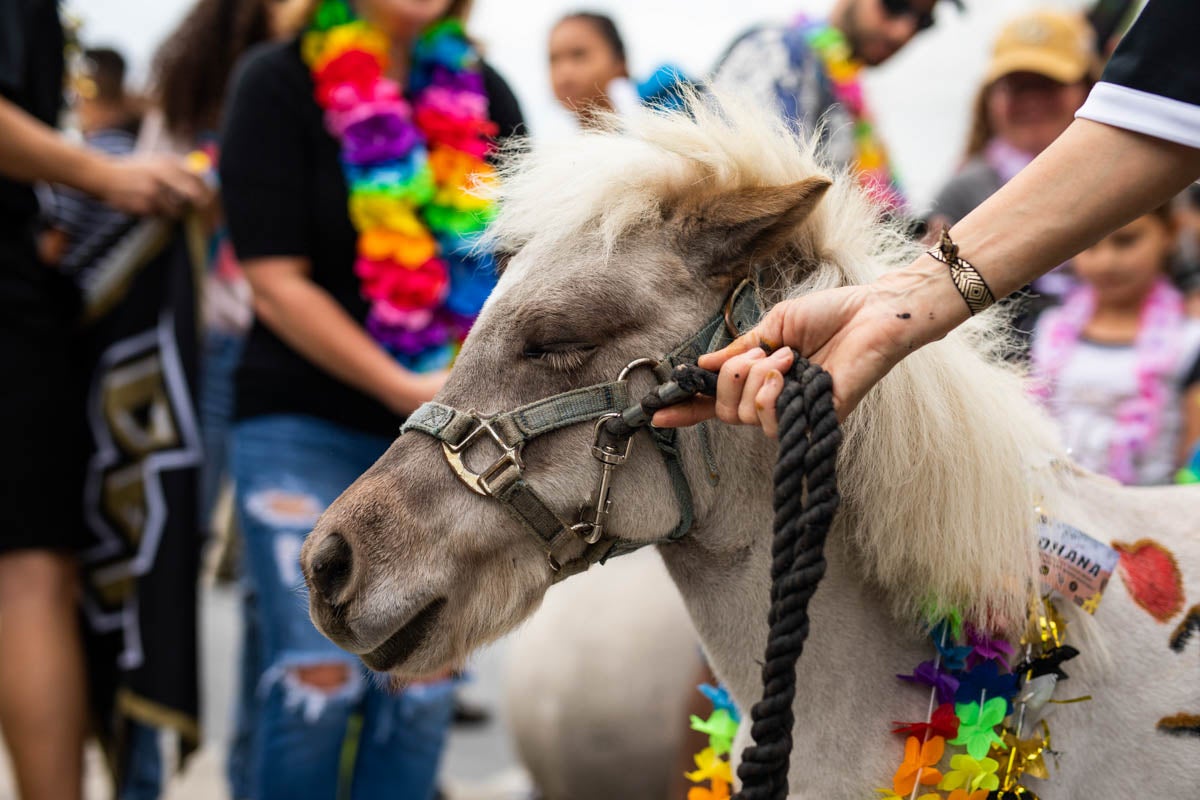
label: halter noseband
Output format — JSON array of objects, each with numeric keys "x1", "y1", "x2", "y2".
[{"x1": 400, "y1": 281, "x2": 762, "y2": 582}]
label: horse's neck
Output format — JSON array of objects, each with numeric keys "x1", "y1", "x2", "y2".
[
  {"x1": 661, "y1": 472, "x2": 1200, "y2": 796},
  {"x1": 659, "y1": 441, "x2": 933, "y2": 797},
  {"x1": 657, "y1": 417, "x2": 867, "y2": 715},
  {"x1": 657, "y1": 514, "x2": 773, "y2": 702},
  {"x1": 659, "y1": 498, "x2": 909, "y2": 719}
]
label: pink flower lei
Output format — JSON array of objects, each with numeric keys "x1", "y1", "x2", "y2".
[{"x1": 1030, "y1": 278, "x2": 1184, "y2": 483}]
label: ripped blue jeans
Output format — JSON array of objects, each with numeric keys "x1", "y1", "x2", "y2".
[{"x1": 229, "y1": 414, "x2": 454, "y2": 800}]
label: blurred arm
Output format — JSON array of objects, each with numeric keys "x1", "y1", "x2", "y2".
[
  {"x1": 243, "y1": 256, "x2": 444, "y2": 415},
  {"x1": 0, "y1": 95, "x2": 109, "y2": 194},
  {"x1": 0, "y1": 96, "x2": 208, "y2": 215}
]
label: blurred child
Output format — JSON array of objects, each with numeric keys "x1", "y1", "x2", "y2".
[{"x1": 1030, "y1": 206, "x2": 1200, "y2": 485}]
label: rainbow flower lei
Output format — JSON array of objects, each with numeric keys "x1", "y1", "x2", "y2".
[
  {"x1": 797, "y1": 18, "x2": 906, "y2": 212},
  {"x1": 689, "y1": 597, "x2": 1085, "y2": 799},
  {"x1": 686, "y1": 683, "x2": 741, "y2": 800},
  {"x1": 303, "y1": 0, "x2": 499, "y2": 372},
  {"x1": 879, "y1": 599, "x2": 1084, "y2": 800},
  {"x1": 1030, "y1": 278, "x2": 1185, "y2": 485}
]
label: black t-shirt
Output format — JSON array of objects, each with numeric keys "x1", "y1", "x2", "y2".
[
  {"x1": 1077, "y1": 0, "x2": 1200, "y2": 148},
  {"x1": 219, "y1": 39, "x2": 525, "y2": 437},
  {"x1": 0, "y1": 0, "x2": 69, "y2": 330},
  {"x1": 0, "y1": 0, "x2": 63, "y2": 234},
  {"x1": 1103, "y1": 1, "x2": 1200, "y2": 108}
]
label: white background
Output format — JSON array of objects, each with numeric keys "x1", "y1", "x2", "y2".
[{"x1": 68, "y1": 0, "x2": 1092, "y2": 209}]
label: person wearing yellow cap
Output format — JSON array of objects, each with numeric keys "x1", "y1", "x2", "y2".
[{"x1": 926, "y1": 10, "x2": 1098, "y2": 239}]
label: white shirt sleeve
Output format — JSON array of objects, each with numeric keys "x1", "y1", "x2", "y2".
[{"x1": 1077, "y1": 82, "x2": 1200, "y2": 150}]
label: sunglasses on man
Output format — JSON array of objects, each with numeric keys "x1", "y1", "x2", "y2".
[{"x1": 881, "y1": 0, "x2": 962, "y2": 33}]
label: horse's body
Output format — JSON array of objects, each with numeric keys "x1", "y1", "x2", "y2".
[
  {"x1": 300, "y1": 95, "x2": 1200, "y2": 796},
  {"x1": 671, "y1": 472, "x2": 1200, "y2": 798}
]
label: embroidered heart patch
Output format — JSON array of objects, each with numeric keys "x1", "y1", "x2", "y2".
[{"x1": 1113, "y1": 539, "x2": 1185, "y2": 623}]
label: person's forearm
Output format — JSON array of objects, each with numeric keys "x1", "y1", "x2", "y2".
[
  {"x1": 252, "y1": 274, "x2": 418, "y2": 412},
  {"x1": 0, "y1": 96, "x2": 109, "y2": 195},
  {"x1": 952, "y1": 119, "x2": 1200, "y2": 300}
]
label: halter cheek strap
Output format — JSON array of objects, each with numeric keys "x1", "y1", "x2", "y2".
[
  {"x1": 402, "y1": 382, "x2": 633, "y2": 576},
  {"x1": 401, "y1": 280, "x2": 763, "y2": 581}
]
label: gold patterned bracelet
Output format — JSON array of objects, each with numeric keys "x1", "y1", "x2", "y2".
[{"x1": 926, "y1": 227, "x2": 996, "y2": 316}]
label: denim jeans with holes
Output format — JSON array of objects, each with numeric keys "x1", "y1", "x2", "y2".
[
  {"x1": 200, "y1": 329, "x2": 244, "y2": 531},
  {"x1": 229, "y1": 414, "x2": 454, "y2": 800}
]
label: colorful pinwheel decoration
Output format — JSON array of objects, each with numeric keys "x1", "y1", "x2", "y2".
[
  {"x1": 892, "y1": 735, "x2": 945, "y2": 795},
  {"x1": 939, "y1": 753, "x2": 1001, "y2": 794},
  {"x1": 951, "y1": 697, "x2": 1008, "y2": 759},
  {"x1": 892, "y1": 702, "x2": 960, "y2": 740}
]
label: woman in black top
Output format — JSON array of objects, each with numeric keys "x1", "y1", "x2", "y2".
[{"x1": 219, "y1": 0, "x2": 523, "y2": 797}]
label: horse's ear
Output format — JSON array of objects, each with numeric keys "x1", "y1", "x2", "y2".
[{"x1": 669, "y1": 176, "x2": 831, "y2": 276}]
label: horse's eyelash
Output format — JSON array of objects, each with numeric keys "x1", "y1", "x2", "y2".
[{"x1": 525, "y1": 345, "x2": 595, "y2": 371}]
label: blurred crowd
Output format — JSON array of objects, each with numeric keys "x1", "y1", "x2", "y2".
[{"x1": 0, "y1": 1, "x2": 1197, "y2": 799}]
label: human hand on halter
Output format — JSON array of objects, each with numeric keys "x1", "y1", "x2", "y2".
[{"x1": 653, "y1": 259, "x2": 967, "y2": 432}]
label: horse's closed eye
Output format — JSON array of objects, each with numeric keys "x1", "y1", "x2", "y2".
[{"x1": 523, "y1": 342, "x2": 597, "y2": 371}]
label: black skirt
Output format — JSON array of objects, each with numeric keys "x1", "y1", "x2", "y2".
[{"x1": 0, "y1": 232, "x2": 86, "y2": 553}]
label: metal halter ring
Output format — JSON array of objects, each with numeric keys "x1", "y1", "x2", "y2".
[
  {"x1": 618, "y1": 357, "x2": 660, "y2": 382},
  {"x1": 724, "y1": 277, "x2": 752, "y2": 339}
]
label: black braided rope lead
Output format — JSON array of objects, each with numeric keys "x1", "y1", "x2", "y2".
[
  {"x1": 606, "y1": 355, "x2": 842, "y2": 799},
  {"x1": 735, "y1": 357, "x2": 841, "y2": 800},
  {"x1": 600, "y1": 363, "x2": 719, "y2": 440}
]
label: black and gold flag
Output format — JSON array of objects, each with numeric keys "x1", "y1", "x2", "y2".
[{"x1": 76, "y1": 217, "x2": 205, "y2": 784}]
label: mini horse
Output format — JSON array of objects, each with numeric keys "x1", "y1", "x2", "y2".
[{"x1": 300, "y1": 95, "x2": 1200, "y2": 796}]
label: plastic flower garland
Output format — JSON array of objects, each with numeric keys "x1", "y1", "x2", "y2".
[
  {"x1": 687, "y1": 683, "x2": 741, "y2": 800},
  {"x1": 880, "y1": 599, "x2": 1083, "y2": 800},
  {"x1": 303, "y1": 0, "x2": 499, "y2": 372},
  {"x1": 797, "y1": 17, "x2": 906, "y2": 212},
  {"x1": 689, "y1": 597, "x2": 1083, "y2": 799}
]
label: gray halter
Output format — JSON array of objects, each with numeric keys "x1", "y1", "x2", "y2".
[{"x1": 401, "y1": 282, "x2": 763, "y2": 581}]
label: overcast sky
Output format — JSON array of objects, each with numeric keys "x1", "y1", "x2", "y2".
[{"x1": 68, "y1": 0, "x2": 1090, "y2": 208}]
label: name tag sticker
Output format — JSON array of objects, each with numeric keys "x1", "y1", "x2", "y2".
[{"x1": 1037, "y1": 518, "x2": 1119, "y2": 614}]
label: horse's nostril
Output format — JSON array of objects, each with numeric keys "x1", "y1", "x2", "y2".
[{"x1": 309, "y1": 532, "x2": 354, "y2": 604}]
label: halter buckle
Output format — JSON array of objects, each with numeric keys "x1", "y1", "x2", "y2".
[{"x1": 442, "y1": 413, "x2": 525, "y2": 497}]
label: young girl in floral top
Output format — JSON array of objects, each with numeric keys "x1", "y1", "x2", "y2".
[{"x1": 1030, "y1": 204, "x2": 1200, "y2": 485}]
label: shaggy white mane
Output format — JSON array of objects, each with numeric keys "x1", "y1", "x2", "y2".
[{"x1": 486, "y1": 92, "x2": 1077, "y2": 632}]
